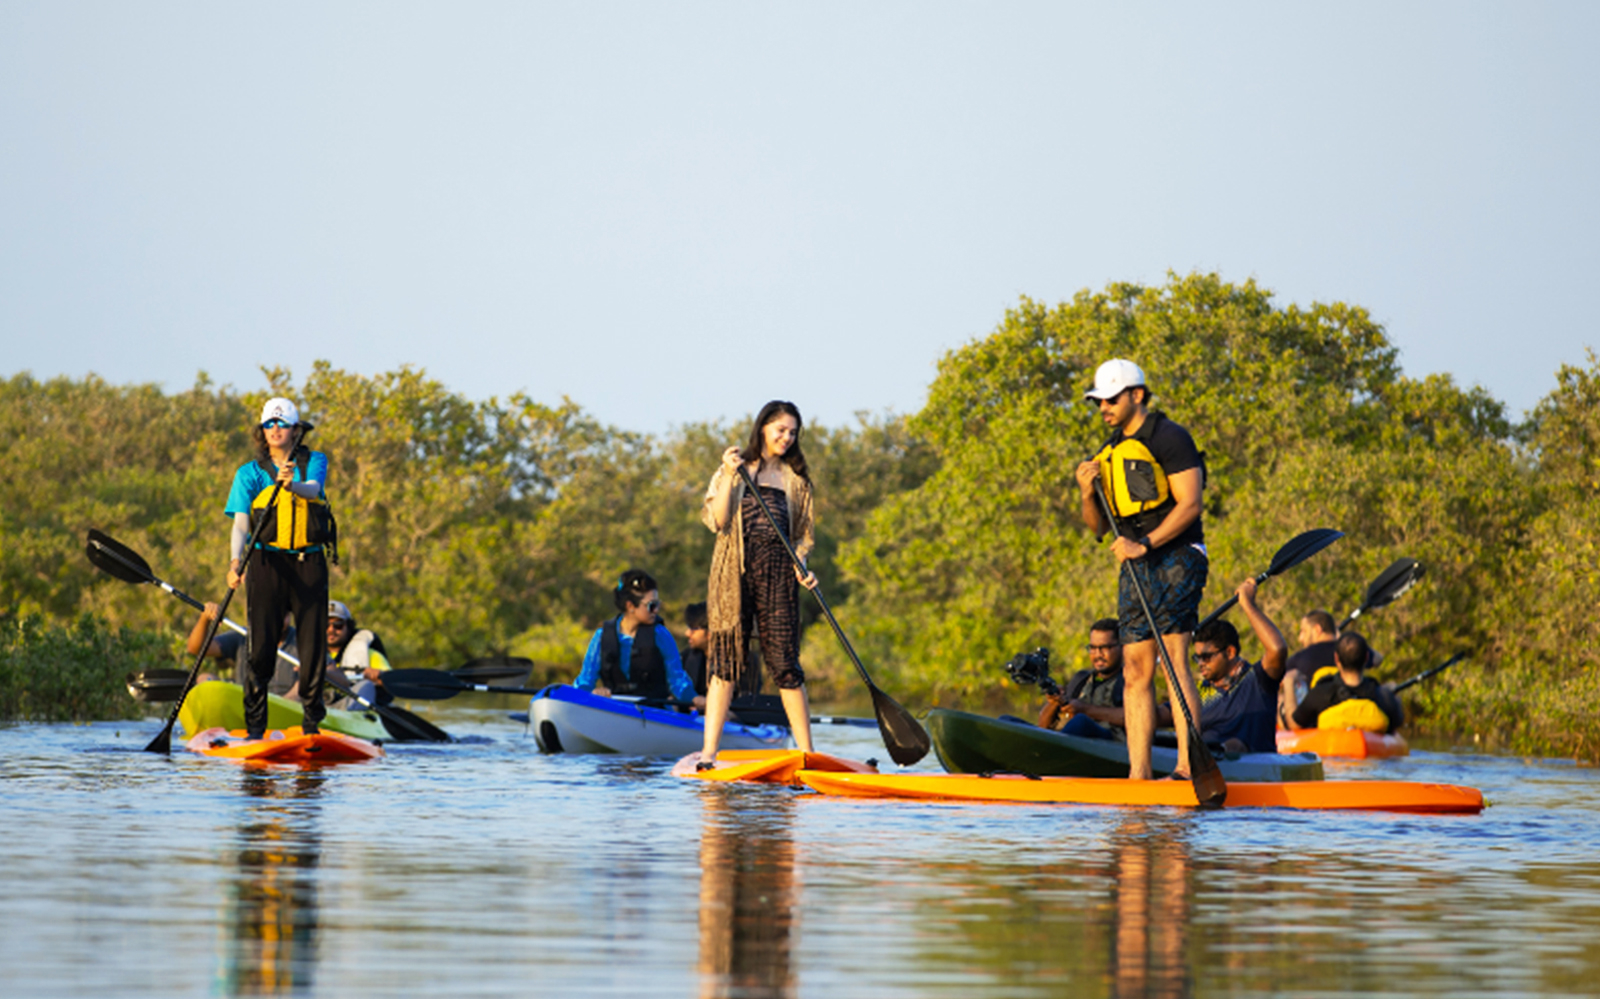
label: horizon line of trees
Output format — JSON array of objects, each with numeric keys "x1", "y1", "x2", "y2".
[{"x1": 3, "y1": 272, "x2": 1596, "y2": 760}]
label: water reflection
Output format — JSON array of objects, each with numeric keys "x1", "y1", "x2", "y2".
[
  {"x1": 697, "y1": 790, "x2": 797, "y2": 999},
  {"x1": 1107, "y1": 815, "x2": 1191, "y2": 999},
  {"x1": 220, "y1": 771, "x2": 325, "y2": 996}
]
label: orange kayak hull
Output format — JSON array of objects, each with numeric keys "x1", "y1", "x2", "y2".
[
  {"x1": 184, "y1": 727, "x2": 385, "y2": 767},
  {"x1": 795, "y1": 771, "x2": 1483, "y2": 814},
  {"x1": 1276, "y1": 728, "x2": 1409, "y2": 759},
  {"x1": 674, "y1": 749, "x2": 878, "y2": 785}
]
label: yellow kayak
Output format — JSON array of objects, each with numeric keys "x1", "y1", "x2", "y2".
[
  {"x1": 178, "y1": 680, "x2": 388, "y2": 742},
  {"x1": 673, "y1": 749, "x2": 878, "y2": 785}
]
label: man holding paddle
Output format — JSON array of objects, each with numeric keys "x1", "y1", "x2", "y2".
[{"x1": 1076, "y1": 359, "x2": 1209, "y2": 782}]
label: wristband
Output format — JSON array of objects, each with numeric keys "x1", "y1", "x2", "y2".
[{"x1": 1137, "y1": 536, "x2": 1153, "y2": 554}]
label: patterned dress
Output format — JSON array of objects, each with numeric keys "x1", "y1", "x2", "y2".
[{"x1": 729, "y1": 485, "x2": 805, "y2": 689}]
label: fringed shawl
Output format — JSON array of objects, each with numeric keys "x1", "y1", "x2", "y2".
[{"x1": 702, "y1": 462, "x2": 814, "y2": 682}]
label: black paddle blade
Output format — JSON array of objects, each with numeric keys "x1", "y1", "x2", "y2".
[
  {"x1": 379, "y1": 668, "x2": 468, "y2": 700},
  {"x1": 452, "y1": 657, "x2": 535, "y2": 686},
  {"x1": 125, "y1": 669, "x2": 190, "y2": 703},
  {"x1": 378, "y1": 705, "x2": 453, "y2": 742},
  {"x1": 869, "y1": 684, "x2": 930, "y2": 766},
  {"x1": 1188, "y1": 739, "x2": 1228, "y2": 809},
  {"x1": 1265, "y1": 528, "x2": 1345, "y2": 578},
  {"x1": 1364, "y1": 557, "x2": 1424, "y2": 612},
  {"x1": 85, "y1": 529, "x2": 156, "y2": 585}
]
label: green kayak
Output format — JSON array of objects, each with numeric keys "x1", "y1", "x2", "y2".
[
  {"x1": 178, "y1": 680, "x2": 389, "y2": 742},
  {"x1": 928, "y1": 708, "x2": 1324, "y2": 782}
]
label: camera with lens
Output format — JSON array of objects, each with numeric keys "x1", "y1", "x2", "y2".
[{"x1": 1002, "y1": 647, "x2": 1060, "y2": 698}]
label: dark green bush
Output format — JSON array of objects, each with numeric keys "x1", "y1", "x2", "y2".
[{"x1": 0, "y1": 615, "x2": 173, "y2": 722}]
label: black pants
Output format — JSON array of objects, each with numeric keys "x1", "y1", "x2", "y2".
[{"x1": 244, "y1": 549, "x2": 328, "y2": 735}]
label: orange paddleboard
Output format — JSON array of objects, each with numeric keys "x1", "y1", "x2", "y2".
[
  {"x1": 1276, "y1": 728, "x2": 1409, "y2": 759},
  {"x1": 674, "y1": 749, "x2": 877, "y2": 785},
  {"x1": 796, "y1": 771, "x2": 1482, "y2": 814},
  {"x1": 184, "y1": 727, "x2": 385, "y2": 767}
]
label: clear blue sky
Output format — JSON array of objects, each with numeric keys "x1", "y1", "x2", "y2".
[{"x1": 3, "y1": 2, "x2": 1595, "y2": 431}]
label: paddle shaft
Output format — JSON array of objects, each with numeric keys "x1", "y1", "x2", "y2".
[
  {"x1": 144, "y1": 433, "x2": 302, "y2": 752},
  {"x1": 1392, "y1": 652, "x2": 1467, "y2": 694},
  {"x1": 1090, "y1": 478, "x2": 1223, "y2": 802},
  {"x1": 1194, "y1": 529, "x2": 1344, "y2": 632}
]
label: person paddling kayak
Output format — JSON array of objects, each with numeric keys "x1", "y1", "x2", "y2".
[
  {"x1": 574, "y1": 569, "x2": 705, "y2": 710},
  {"x1": 698, "y1": 401, "x2": 821, "y2": 768},
  {"x1": 1288, "y1": 631, "x2": 1404, "y2": 735},
  {"x1": 303, "y1": 599, "x2": 392, "y2": 708},
  {"x1": 224, "y1": 397, "x2": 335, "y2": 739},
  {"x1": 1158, "y1": 577, "x2": 1287, "y2": 754},
  {"x1": 1075, "y1": 359, "x2": 1209, "y2": 781}
]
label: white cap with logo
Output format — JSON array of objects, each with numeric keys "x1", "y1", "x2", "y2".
[
  {"x1": 260, "y1": 397, "x2": 300, "y2": 426},
  {"x1": 1084, "y1": 359, "x2": 1147, "y2": 401}
]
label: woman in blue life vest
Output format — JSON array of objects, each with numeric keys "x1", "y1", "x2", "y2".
[
  {"x1": 697, "y1": 401, "x2": 820, "y2": 768},
  {"x1": 574, "y1": 569, "x2": 705, "y2": 709},
  {"x1": 224, "y1": 397, "x2": 334, "y2": 739}
]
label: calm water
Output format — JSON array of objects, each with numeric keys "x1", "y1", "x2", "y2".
[{"x1": 3, "y1": 703, "x2": 1599, "y2": 998}]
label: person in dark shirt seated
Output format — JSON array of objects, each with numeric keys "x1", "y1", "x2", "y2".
[
  {"x1": 1289, "y1": 631, "x2": 1404, "y2": 734},
  {"x1": 1037, "y1": 618, "x2": 1126, "y2": 740},
  {"x1": 1159, "y1": 578, "x2": 1286, "y2": 754},
  {"x1": 1280, "y1": 609, "x2": 1384, "y2": 726}
]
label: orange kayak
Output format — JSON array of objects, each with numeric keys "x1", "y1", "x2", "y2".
[
  {"x1": 1276, "y1": 728, "x2": 1409, "y2": 759},
  {"x1": 795, "y1": 771, "x2": 1483, "y2": 814},
  {"x1": 184, "y1": 726, "x2": 385, "y2": 767},
  {"x1": 673, "y1": 749, "x2": 877, "y2": 785}
]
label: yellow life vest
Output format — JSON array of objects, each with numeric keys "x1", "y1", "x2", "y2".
[
  {"x1": 1317, "y1": 698, "x2": 1391, "y2": 733},
  {"x1": 250, "y1": 459, "x2": 335, "y2": 552},
  {"x1": 1094, "y1": 436, "x2": 1172, "y2": 523}
]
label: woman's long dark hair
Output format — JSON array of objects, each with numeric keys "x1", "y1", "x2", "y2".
[{"x1": 739, "y1": 400, "x2": 809, "y2": 481}]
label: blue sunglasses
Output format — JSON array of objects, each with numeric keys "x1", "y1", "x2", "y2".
[{"x1": 261, "y1": 418, "x2": 293, "y2": 429}]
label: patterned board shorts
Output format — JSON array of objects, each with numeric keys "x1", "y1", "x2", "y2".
[{"x1": 1118, "y1": 543, "x2": 1209, "y2": 644}]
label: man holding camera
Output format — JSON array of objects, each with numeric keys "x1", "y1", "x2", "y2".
[{"x1": 1036, "y1": 618, "x2": 1127, "y2": 739}]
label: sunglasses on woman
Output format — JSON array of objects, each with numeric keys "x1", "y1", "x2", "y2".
[{"x1": 261, "y1": 418, "x2": 293, "y2": 429}]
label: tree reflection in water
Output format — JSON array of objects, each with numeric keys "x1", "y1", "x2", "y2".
[
  {"x1": 1109, "y1": 815, "x2": 1191, "y2": 999},
  {"x1": 696, "y1": 790, "x2": 798, "y2": 999},
  {"x1": 221, "y1": 771, "x2": 325, "y2": 996}
]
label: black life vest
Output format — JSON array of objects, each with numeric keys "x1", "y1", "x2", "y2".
[
  {"x1": 1064, "y1": 668, "x2": 1125, "y2": 709},
  {"x1": 250, "y1": 447, "x2": 339, "y2": 561},
  {"x1": 598, "y1": 618, "x2": 670, "y2": 700}
]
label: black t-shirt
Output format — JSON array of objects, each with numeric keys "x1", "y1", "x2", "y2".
[
  {"x1": 1104, "y1": 411, "x2": 1205, "y2": 550},
  {"x1": 1292, "y1": 674, "x2": 1404, "y2": 733},
  {"x1": 1199, "y1": 660, "x2": 1280, "y2": 754},
  {"x1": 1285, "y1": 641, "x2": 1337, "y2": 686}
]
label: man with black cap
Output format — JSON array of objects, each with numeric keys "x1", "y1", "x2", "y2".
[{"x1": 1075, "y1": 359, "x2": 1209, "y2": 781}]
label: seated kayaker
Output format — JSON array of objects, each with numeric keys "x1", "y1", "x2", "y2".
[
  {"x1": 1280, "y1": 610, "x2": 1384, "y2": 726},
  {"x1": 575, "y1": 569, "x2": 706, "y2": 710},
  {"x1": 1288, "y1": 631, "x2": 1404, "y2": 734},
  {"x1": 1036, "y1": 618, "x2": 1126, "y2": 740},
  {"x1": 184, "y1": 603, "x2": 296, "y2": 691},
  {"x1": 1159, "y1": 577, "x2": 1286, "y2": 754},
  {"x1": 321, "y1": 599, "x2": 392, "y2": 707}
]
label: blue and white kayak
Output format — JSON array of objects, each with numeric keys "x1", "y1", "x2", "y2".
[{"x1": 527, "y1": 684, "x2": 793, "y2": 756}]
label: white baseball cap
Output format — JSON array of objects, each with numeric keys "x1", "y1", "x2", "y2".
[
  {"x1": 328, "y1": 600, "x2": 353, "y2": 622},
  {"x1": 259, "y1": 397, "x2": 301, "y2": 426},
  {"x1": 1084, "y1": 359, "x2": 1147, "y2": 401}
]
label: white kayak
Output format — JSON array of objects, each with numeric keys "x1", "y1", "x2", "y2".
[{"x1": 528, "y1": 684, "x2": 793, "y2": 756}]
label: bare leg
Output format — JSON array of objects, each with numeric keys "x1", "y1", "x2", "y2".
[
  {"x1": 701, "y1": 675, "x2": 734, "y2": 762},
  {"x1": 779, "y1": 685, "x2": 813, "y2": 753},
  {"x1": 1160, "y1": 631, "x2": 1202, "y2": 773},
  {"x1": 1122, "y1": 640, "x2": 1157, "y2": 780}
]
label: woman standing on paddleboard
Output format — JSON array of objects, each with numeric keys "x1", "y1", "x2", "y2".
[
  {"x1": 698, "y1": 401, "x2": 819, "y2": 767},
  {"x1": 224, "y1": 397, "x2": 335, "y2": 740}
]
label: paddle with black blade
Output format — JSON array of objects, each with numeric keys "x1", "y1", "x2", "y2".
[
  {"x1": 1195, "y1": 528, "x2": 1346, "y2": 631},
  {"x1": 737, "y1": 466, "x2": 930, "y2": 766},
  {"x1": 379, "y1": 669, "x2": 544, "y2": 700},
  {"x1": 1339, "y1": 557, "x2": 1425, "y2": 630},
  {"x1": 1392, "y1": 652, "x2": 1467, "y2": 694},
  {"x1": 85, "y1": 528, "x2": 451, "y2": 743},
  {"x1": 1089, "y1": 478, "x2": 1227, "y2": 808}
]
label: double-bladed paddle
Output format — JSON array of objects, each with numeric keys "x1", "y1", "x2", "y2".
[
  {"x1": 85, "y1": 528, "x2": 451, "y2": 743},
  {"x1": 1339, "y1": 557, "x2": 1425, "y2": 630},
  {"x1": 1391, "y1": 651, "x2": 1467, "y2": 694},
  {"x1": 379, "y1": 668, "x2": 542, "y2": 700},
  {"x1": 737, "y1": 466, "x2": 930, "y2": 766},
  {"x1": 1196, "y1": 528, "x2": 1346, "y2": 630},
  {"x1": 1090, "y1": 478, "x2": 1227, "y2": 808}
]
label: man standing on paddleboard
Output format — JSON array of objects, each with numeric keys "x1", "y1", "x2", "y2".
[{"x1": 1075, "y1": 359, "x2": 1209, "y2": 781}]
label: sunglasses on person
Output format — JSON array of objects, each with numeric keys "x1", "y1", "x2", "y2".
[
  {"x1": 261, "y1": 418, "x2": 293, "y2": 429},
  {"x1": 643, "y1": 599, "x2": 660, "y2": 612},
  {"x1": 328, "y1": 619, "x2": 349, "y2": 631},
  {"x1": 1086, "y1": 643, "x2": 1118, "y2": 653},
  {"x1": 1192, "y1": 648, "x2": 1226, "y2": 664}
]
